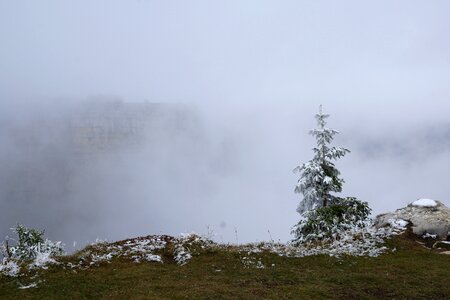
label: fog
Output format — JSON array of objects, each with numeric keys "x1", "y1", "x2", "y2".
[{"x1": 0, "y1": 1, "x2": 449, "y2": 248}]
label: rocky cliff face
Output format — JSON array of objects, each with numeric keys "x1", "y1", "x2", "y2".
[
  {"x1": 375, "y1": 199, "x2": 450, "y2": 240},
  {"x1": 70, "y1": 100, "x2": 200, "y2": 154},
  {"x1": 0, "y1": 99, "x2": 207, "y2": 244}
]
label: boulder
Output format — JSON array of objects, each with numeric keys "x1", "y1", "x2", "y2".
[{"x1": 375, "y1": 199, "x2": 450, "y2": 239}]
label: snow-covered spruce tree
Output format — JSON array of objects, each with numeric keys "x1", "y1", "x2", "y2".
[
  {"x1": 291, "y1": 106, "x2": 372, "y2": 245},
  {"x1": 294, "y1": 105, "x2": 349, "y2": 214}
]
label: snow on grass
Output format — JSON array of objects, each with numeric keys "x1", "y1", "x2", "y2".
[
  {"x1": 65, "y1": 233, "x2": 209, "y2": 269},
  {"x1": 241, "y1": 256, "x2": 265, "y2": 269},
  {"x1": 0, "y1": 259, "x2": 20, "y2": 277},
  {"x1": 0, "y1": 224, "x2": 409, "y2": 276},
  {"x1": 122, "y1": 236, "x2": 166, "y2": 263},
  {"x1": 90, "y1": 252, "x2": 115, "y2": 265},
  {"x1": 0, "y1": 247, "x2": 61, "y2": 279},
  {"x1": 173, "y1": 246, "x2": 192, "y2": 266},
  {"x1": 412, "y1": 199, "x2": 438, "y2": 207},
  {"x1": 172, "y1": 233, "x2": 205, "y2": 265},
  {"x1": 18, "y1": 282, "x2": 38, "y2": 289},
  {"x1": 239, "y1": 220, "x2": 406, "y2": 261},
  {"x1": 144, "y1": 254, "x2": 163, "y2": 263},
  {"x1": 75, "y1": 236, "x2": 167, "y2": 266},
  {"x1": 28, "y1": 251, "x2": 58, "y2": 270}
]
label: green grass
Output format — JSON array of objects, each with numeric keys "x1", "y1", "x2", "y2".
[{"x1": 1, "y1": 233, "x2": 449, "y2": 299}]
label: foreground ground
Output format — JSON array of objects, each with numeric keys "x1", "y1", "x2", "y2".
[{"x1": 0, "y1": 232, "x2": 449, "y2": 299}]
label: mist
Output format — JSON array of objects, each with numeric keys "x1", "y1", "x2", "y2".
[{"x1": 1, "y1": 1, "x2": 449, "y2": 248}]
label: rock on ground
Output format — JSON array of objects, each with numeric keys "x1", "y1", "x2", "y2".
[{"x1": 375, "y1": 199, "x2": 450, "y2": 240}]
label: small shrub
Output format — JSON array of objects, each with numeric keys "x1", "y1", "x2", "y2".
[
  {"x1": 10, "y1": 224, "x2": 45, "y2": 260},
  {"x1": 291, "y1": 197, "x2": 371, "y2": 244},
  {"x1": 2, "y1": 224, "x2": 64, "y2": 261}
]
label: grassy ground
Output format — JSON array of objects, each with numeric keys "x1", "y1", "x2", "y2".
[{"x1": 0, "y1": 233, "x2": 449, "y2": 299}]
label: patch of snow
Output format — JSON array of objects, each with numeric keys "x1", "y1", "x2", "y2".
[
  {"x1": 323, "y1": 176, "x2": 333, "y2": 184},
  {"x1": 389, "y1": 219, "x2": 408, "y2": 229},
  {"x1": 90, "y1": 252, "x2": 114, "y2": 265},
  {"x1": 66, "y1": 235, "x2": 206, "y2": 269},
  {"x1": 412, "y1": 199, "x2": 437, "y2": 207},
  {"x1": 173, "y1": 246, "x2": 192, "y2": 265},
  {"x1": 133, "y1": 253, "x2": 163, "y2": 263},
  {"x1": 422, "y1": 233, "x2": 437, "y2": 239},
  {"x1": 241, "y1": 256, "x2": 265, "y2": 269},
  {"x1": 18, "y1": 282, "x2": 38, "y2": 289},
  {"x1": 29, "y1": 251, "x2": 58, "y2": 270},
  {"x1": 239, "y1": 219, "x2": 406, "y2": 259},
  {"x1": 145, "y1": 254, "x2": 163, "y2": 263},
  {"x1": 0, "y1": 259, "x2": 20, "y2": 277}
]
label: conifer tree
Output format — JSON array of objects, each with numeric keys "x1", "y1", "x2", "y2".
[{"x1": 294, "y1": 105, "x2": 349, "y2": 215}]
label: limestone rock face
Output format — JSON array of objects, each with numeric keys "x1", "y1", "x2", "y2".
[{"x1": 375, "y1": 200, "x2": 450, "y2": 239}]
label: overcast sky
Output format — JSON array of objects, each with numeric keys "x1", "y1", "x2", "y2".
[{"x1": 0, "y1": 1, "x2": 449, "y2": 245}]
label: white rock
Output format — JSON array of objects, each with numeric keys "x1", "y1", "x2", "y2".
[{"x1": 375, "y1": 200, "x2": 450, "y2": 239}]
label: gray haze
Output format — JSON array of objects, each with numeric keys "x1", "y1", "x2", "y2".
[{"x1": 0, "y1": 1, "x2": 449, "y2": 247}]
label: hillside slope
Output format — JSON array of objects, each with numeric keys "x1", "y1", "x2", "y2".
[{"x1": 1, "y1": 232, "x2": 449, "y2": 299}]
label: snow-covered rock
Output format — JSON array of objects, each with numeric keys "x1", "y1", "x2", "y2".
[
  {"x1": 412, "y1": 198, "x2": 437, "y2": 207},
  {"x1": 375, "y1": 199, "x2": 450, "y2": 239}
]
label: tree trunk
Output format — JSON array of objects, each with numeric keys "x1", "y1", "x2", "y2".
[{"x1": 5, "y1": 240, "x2": 11, "y2": 258}]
